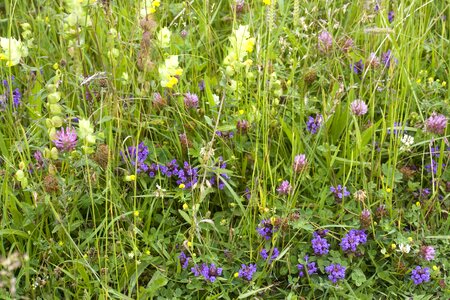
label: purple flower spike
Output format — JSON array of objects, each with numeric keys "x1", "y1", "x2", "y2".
[
  {"x1": 256, "y1": 219, "x2": 277, "y2": 240},
  {"x1": 260, "y1": 247, "x2": 279, "y2": 262},
  {"x1": 238, "y1": 264, "x2": 257, "y2": 281},
  {"x1": 53, "y1": 127, "x2": 78, "y2": 152},
  {"x1": 425, "y1": 112, "x2": 447, "y2": 135},
  {"x1": 277, "y1": 180, "x2": 292, "y2": 195},
  {"x1": 318, "y1": 30, "x2": 333, "y2": 53},
  {"x1": 179, "y1": 251, "x2": 190, "y2": 269},
  {"x1": 311, "y1": 231, "x2": 330, "y2": 256},
  {"x1": 184, "y1": 92, "x2": 199, "y2": 109},
  {"x1": 340, "y1": 229, "x2": 368, "y2": 253},
  {"x1": 330, "y1": 185, "x2": 350, "y2": 200},
  {"x1": 411, "y1": 266, "x2": 430, "y2": 285},
  {"x1": 306, "y1": 114, "x2": 323, "y2": 134},
  {"x1": 325, "y1": 263, "x2": 346, "y2": 284}
]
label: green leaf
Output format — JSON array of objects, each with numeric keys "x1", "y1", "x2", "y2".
[
  {"x1": 146, "y1": 270, "x2": 168, "y2": 297},
  {"x1": 351, "y1": 268, "x2": 366, "y2": 287}
]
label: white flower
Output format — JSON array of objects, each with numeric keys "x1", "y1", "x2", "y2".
[
  {"x1": 157, "y1": 27, "x2": 171, "y2": 48},
  {"x1": 0, "y1": 37, "x2": 28, "y2": 66},
  {"x1": 400, "y1": 134, "x2": 414, "y2": 151},
  {"x1": 397, "y1": 243, "x2": 411, "y2": 254}
]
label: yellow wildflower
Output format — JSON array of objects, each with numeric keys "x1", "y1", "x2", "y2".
[{"x1": 263, "y1": 0, "x2": 271, "y2": 5}]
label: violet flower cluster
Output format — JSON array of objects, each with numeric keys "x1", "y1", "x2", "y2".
[
  {"x1": 191, "y1": 263, "x2": 222, "y2": 283},
  {"x1": 179, "y1": 251, "x2": 190, "y2": 269},
  {"x1": 209, "y1": 156, "x2": 230, "y2": 190},
  {"x1": 297, "y1": 256, "x2": 318, "y2": 277},
  {"x1": 53, "y1": 127, "x2": 78, "y2": 152},
  {"x1": 311, "y1": 230, "x2": 330, "y2": 256},
  {"x1": 238, "y1": 263, "x2": 257, "y2": 281},
  {"x1": 411, "y1": 266, "x2": 430, "y2": 285},
  {"x1": 330, "y1": 185, "x2": 350, "y2": 200},
  {"x1": 340, "y1": 229, "x2": 368, "y2": 253},
  {"x1": 260, "y1": 247, "x2": 279, "y2": 262},
  {"x1": 120, "y1": 142, "x2": 150, "y2": 173},
  {"x1": 325, "y1": 263, "x2": 346, "y2": 284},
  {"x1": 256, "y1": 219, "x2": 277, "y2": 240},
  {"x1": 306, "y1": 114, "x2": 323, "y2": 134}
]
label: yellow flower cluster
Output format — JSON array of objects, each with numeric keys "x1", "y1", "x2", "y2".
[
  {"x1": 0, "y1": 37, "x2": 28, "y2": 66},
  {"x1": 158, "y1": 55, "x2": 183, "y2": 89},
  {"x1": 223, "y1": 25, "x2": 255, "y2": 76},
  {"x1": 140, "y1": 0, "x2": 161, "y2": 17}
]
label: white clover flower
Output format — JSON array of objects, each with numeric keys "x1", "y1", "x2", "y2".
[
  {"x1": 397, "y1": 243, "x2": 411, "y2": 254},
  {"x1": 400, "y1": 134, "x2": 414, "y2": 151},
  {"x1": 0, "y1": 37, "x2": 28, "y2": 66},
  {"x1": 157, "y1": 27, "x2": 171, "y2": 48}
]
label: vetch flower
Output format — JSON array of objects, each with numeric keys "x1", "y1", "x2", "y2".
[
  {"x1": 238, "y1": 264, "x2": 257, "y2": 281},
  {"x1": 325, "y1": 264, "x2": 346, "y2": 284},
  {"x1": 350, "y1": 99, "x2": 368, "y2": 116},
  {"x1": 411, "y1": 266, "x2": 430, "y2": 285},
  {"x1": 53, "y1": 127, "x2": 78, "y2": 152},
  {"x1": 425, "y1": 112, "x2": 447, "y2": 135}
]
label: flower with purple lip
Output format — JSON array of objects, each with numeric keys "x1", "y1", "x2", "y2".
[
  {"x1": 325, "y1": 263, "x2": 346, "y2": 284},
  {"x1": 260, "y1": 247, "x2": 279, "y2": 262},
  {"x1": 306, "y1": 114, "x2": 323, "y2": 134},
  {"x1": 159, "y1": 159, "x2": 179, "y2": 177},
  {"x1": 351, "y1": 59, "x2": 364, "y2": 75},
  {"x1": 297, "y1": 256, "x2": 318, "y2": 277},
  {"x1": 179, "y1": 251, "x2": 190, "y2": 269},
  {"x1": 192, "y1": 263, "x2": 222, "y2": 282},
  {"x1": 330, "y1": 185, "x2": 350, "y2": 200},
  {"x1": 256, "y1": 219, "x2": 277, "y2": 240},
  {"x1": 381, "y1": 50, "x2": 394, "y2": 68},
  {"x1": 176, "y1": 161, "x2": 199, "y2": 189},
  {"x1": 120, "y1": 142, "x2": 149, "y2": 173},
  {"x1": 209, "y1": 157, "x2": 230, "y2": 190},
  {"x1": 53, "y1": 127, "x2": 78, "y2": 152},
  {"x1": 425, "y1": 112, "x2": 447, "y2": 135},
  {"x1": 411, "y1": 266, "x2": 430, "y2": 285},
  {"x1": 340, "y1": 229, "x2": 368, "y2": 253},
  {"x1": 388, "y1": 11, "x2": 395, "y2": 23},
  {"x1": 311, "y1": 231, "x2": 330, "y2": 256},
  {"x1": 238, "y1": 264, "x2": 257, "y2": 281}
]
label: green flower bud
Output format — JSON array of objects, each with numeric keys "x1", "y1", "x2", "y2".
[{"x1": 47, "y1": 92, "x2": 61, "y2": 104}]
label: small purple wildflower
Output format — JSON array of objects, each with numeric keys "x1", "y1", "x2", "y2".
[
  {"x1": 293, "y1": 154, "x2": 307, "y2": 173},
  {"x1": 425, "y1": 112, "x2": 447, "y2": 135},
  {"x1": 352, "y1": 59, "x2": 364, "y2": 75},
  {"x1": 244, "y1": 187, "x2": 251, "y2": 200},
  {"x1": 148, "y1": 163, "x2": 158, "y2": 178},
  {"x1": 192, "y1": 263, "x2": 223, "y2": 282},
  {"x1": 237, "y1": 120, "x2": 250, "y2": 133},
  {"x1": 318, "y1": 30, "x2": 333, "y2": 53},
  {"x1": 12, "y1": 88, "x2": 21, "y2": 107},
  {"x1": 238, "y1": 264, "x2": 257, "y2": 281},
  {"x1": 311, "y1": 231, "x2": 330, "y2": 256},
  {"x1": 277, "y1": 180, "x2": 292, "y2": 196},
  {"x1": 368, "y1": 52, "x2": 380, "y2": 68},
  {"x1": 360, "y1": 209, "x2": 372, "y2": 228},
  {"x1": 388, "y1": 11, "x2": 395, "y2": 23},
  {"x1": 198, "y1": 80, "x2": 205, "y2": 91},
  {"x1": 121, "y1": 142, "x2": 150, "y2": 173},
  {"x1": 413, "y1": 188, "x2": 430, "y2": 200},
  {"x1": 216, "y1": 130, "x2": 234, "y2": 139},
  {"x1": 53, "y1": 127, "x2": 78, "y2": 152},
  {"x1": 297, "y1": 256, "x2": 318, "y2": 277},
  {"x1": 184, "y1": 92, "x2": 199, "y2": 109},
  {"x1": 176, "y1": 161, "x2": 199, "y2": 189},
  {"x1": 159, "y1": 159, "x2": 179, "y2": 177},
  {"x1": 381, "y1": 50, "x2": 394, "y2": 68},
  {"x1": 209, "y1": 156, "x2": 230, "y2": 190},
  {"x1": 350, "y1": 99, "x2": 368, "y2": 116},
  {"x1": 420, "y1": 246, "x2": 435, "y2": 261},
  {"x1": 306, "y1": 114, "x2": 323, "y2": 134},
  {"x1": 387, "y1": 122, "x2": 404, "y2": 135},
  {"x1": 425, "y1": 159, "x2": 445, "y2": 174},
  {"x1": 325, "y1": 264, "x2": 346, "y2": 284},
  {"x1": 256, "y1": 219, "x2": 277, "y2": 240},
  {"x1": 179, "y1": 251, "x2": 190, "y2": 269},
  {"x1": 340, "y1": 229, "x2": 368, "y2": 253},
  {"x1": 260, "y1": 247, "x2": 279, "y2": 262},
  {"x1": 411, "y1": 266, "x2": 430, "y2": 285},
  {"x1": 330, "y1": 185, "x2": 350, "y2": 200}
]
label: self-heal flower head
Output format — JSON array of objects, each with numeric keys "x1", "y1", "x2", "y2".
[
  {"x1": 238, "y1": 264, "x2": 257, "y2": 281},
  {"x1": 317, "y1": 30, "x2": 333, "y2": 53},
  {"x1": 297, "y1": 256, "x2": 318, "y2": 277},
  {"x1": 159, "y1": 55, "x2": 183, "y2": 89},
  {"x1": 157, "y1": 27, "x2": 171, "y2": 48},
  {"x1": 78, "y1": 119, "x2": 95, "y2": 144},
  {"x1": 209, "y1": 157, "x2": 230, "y2": 190},
  {"x1": 159, "y1": 159, "x2": 179, "y2": 177},
  {"x1": 53, "y1": 127, "x2": 78, "y2": 152},
  {"x1": 12, "y1": 88, "x2": 21, "y2": 107},
  {"x1": 352, "y1": 59, "x2": 364, "y2": 75},
  {"x1": 260, "y1": 247, "x2": 279, "y2": 262},
  {"x1": 176, "y1": 161, "x2": 198, "y2": 189},
  {"x1": 330, "y1": 185, "x2": 350, "y2": 200},
  {"x1": 277, "y1": 180, "x2": 292, "y2": 195},
  {"x1": 121, "y1": 142, "x2": 150, "y2": 173},
  {"x1": 350, "y1": 99, "x2": 368, "y2": 116},
  {"x1": 293, "y1": 154, "x2": 307, "y2": 173},
  {"x1": 306, "y1": 114, "x2": 323, "y2": 134},
  {"x1": 340, "y1": 229, "x2": 368, "y2": 253},
  {"x1": 425, "y1": 112, "x2": 447, "y2": 135},
  {"x1": 388, "y1": 10, "x2": 395, "y2": 23},
  {"x1": 179, "y1": 251, "x2": 190, "y2": 269},
  {"x1": 411, "y1": 266, "x2": 430, "y2": 285},
  {"x1": 420, "y1": 246, "x2": 435, "y2": 261},
  {"x1": 0, "y1": 37, "x2": 29, "y2": 66},
  {"x1": 381, "y1": 50, "x2": 394, "y2": 68},
  {"x1": 192, "y1": 263, "x2": 222, "y2": 283},
  {"x1": 311, "y1": 231, "x2": 330, "y2": 256},
  {"x1": 256, "y1": 219, "x2": 276, "y2": 240},
  {"x1": 325, "y1": 264, "x2": 346, "y2": 284}
]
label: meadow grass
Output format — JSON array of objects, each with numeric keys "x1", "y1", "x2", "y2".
[{"x1": 0, "y1": 0, "x2": 449, "y2": 299}]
